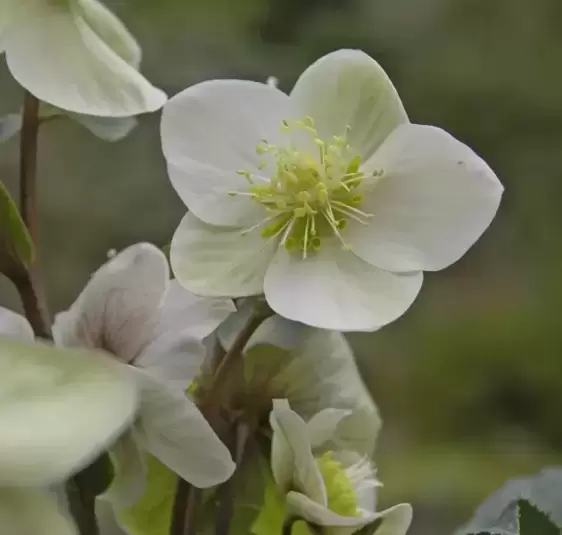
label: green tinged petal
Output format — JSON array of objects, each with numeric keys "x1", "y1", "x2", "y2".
[
  {"x1": 117, "y1": 455, "x2": 176, "y2": 535},
  {"x1": 0, "y1": 488, "x2": 76, "y2": 535},
  {"x1": 0, "y1": 339, "x2": 138, "y2": 486}
]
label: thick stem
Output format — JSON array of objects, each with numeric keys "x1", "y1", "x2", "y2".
[
  {"x1": 169, "y1": 304, "x2": 272, "y2": 535},
  {"x1": 214, "y1": 421, "x2": 252, "y2": 535},
  {"x1": 170, "y1": 482, "x2": 202, "y2": 535},
  {"x1": 65, "y1": 479, "x2": 99, "y2": 535},
  {"x1": 11, "y1": 269, "x2": 50, "y2": 339},
  {"x1": 16, "y1": 90, "x2": 99, "y2": 535},
  {"x1": 204, "y1": 304, "x2": 273, "y2": 413},
  {"x1": 17, "y1": 90, "x2": 51, "y2": 333}
]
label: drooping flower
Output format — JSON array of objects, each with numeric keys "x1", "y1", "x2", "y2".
[
  {"x1": 0, "y1": 242, "x2": 237, "y2": 503},
  {"x1": 0, "y1": 0, "x2": 167, "y2": 116},
  {"x1": 0, "y1": 335, "x2": 138, "y2": 535},
  {"x1": 217, "y1": 303, "x2": 381, "y2": 456},
  {"x1": 163, "y1": 49, "x2": 503, "y2": 331},
  {"x1": 267, "y1": 399, "x2": 412, "y2": 535},
  {"x1": 114, "y1": 303, "x2": 382, "y2": 535}
]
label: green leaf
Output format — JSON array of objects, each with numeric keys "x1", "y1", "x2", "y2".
[
  {"x1": 0, "y1": 338, "x2": 138, "y2": 487},
  {"x1": 117, "y1": 455, "x2": 177, "y2": 535},
  {"x1": 518, "y1": 499, "x2": 560, "y2": 535},
  {"x1": 0, "y1": 182, "x2": 34, "y2": 273},
  {"x1": 455, "y1": 468, "x2": 562, "y2": 535}
]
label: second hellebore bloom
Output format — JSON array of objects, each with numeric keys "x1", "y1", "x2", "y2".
[
  {"x1": 0, "y1": 0, "x2": 167, "y2": 116},
  {"x1": 163, "y1": 49, "x2": 504, "y2": 332},
  {"x1": 1, "y1": 243, "x2": 236, "y2": 503},
  {"x1": 268, "y1": 399, "x2": 412, "y2": 535}
]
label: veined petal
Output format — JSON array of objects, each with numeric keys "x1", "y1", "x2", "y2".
[
  {"x1": 217, "y1": 301, "x2": 308, "y2": 354},
  {"x1": 4, "y1": 3, "x2": 166, "y2": 116},
  {"x1": 349, "y1": 124, "x2": 504, "y2": 272},
  {"x1": 361, "y1": 504, "x2": 413, "y2": 535},
  {"x1": 0, "y1": 488, "x2": 76, "y2": 535},
  {"x1": 134, "y1": 280, "x2": 235, "y2": 390},
  {"x1": 263, "y1": 242, "x2": 423, "y2": 332},
  {"x1": 76, "y1": 0, "x2": 141, "y2": 67},
  {"x1": 290, "y1": 50, "x2": 408, "y2": 161},
  {"x1": 270, "y1": 399, "x2": 327, "y2": 506},
  {"x1": 272, "y1": 330, "x2": 381, "y2": 456},
  {"x1": 53, "y1": 243, "x2": 169, "y2": 363},
  {"x1": 132, "y1": 368, "x2": 235, "y2": 488},
  {"x1": 171, "y1": 212, "x2": 276, "y2": 298},
  {"x1": 306, "y1": 409, "x2": 352, "y2": 450},
  {"x1": 0, "y1": 339, "x2": 137, "y2": 487},
  {"x1": 0, "y1": 307, "x2": 33, "y2": 342},
  {"x1": 161, "y1": 79, "x2": 293, "y2": 226},
  {"x1": 102, "y1": 431, "x2": 146, "y2": 508}
]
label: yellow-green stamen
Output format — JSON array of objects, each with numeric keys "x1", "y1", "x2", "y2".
[
  {"x1": 316, "y1": 452, "x2": 359, "y2": 517},
  {"x1": 230, "y1": 117, "x2": 380, "y2": 258}
]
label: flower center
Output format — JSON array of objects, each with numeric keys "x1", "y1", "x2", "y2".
[
  {"x1": 230, "y1": 117, "x2": 381, "y2": 258},
  {"x1": 316, "y1": 452, "x2": 359, "y2": 518}
]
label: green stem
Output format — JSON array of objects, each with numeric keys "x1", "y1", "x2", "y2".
[
  {"x1": 214, "y1": 421, "x2": 252, "y2": 535},
  {"x1": 169, "y1": 303, "x2": 272, "y2": 535},
  {"x1": 16, "y1": 89, "x2": 100, "y2": 535}
]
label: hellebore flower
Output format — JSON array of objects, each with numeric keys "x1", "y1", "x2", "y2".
[
  {"x1": 0, "y1": 0, "x2": 167, "y2": 116},
  {"x1": 0, "y1": 334, "x2": 138, "y2": 534},
  {"x1": 163, "y1": 49, "x2": 503, "y2": 331},
  {"x1": 269, "y1": 399, "x2": 412, "y2": 535}
]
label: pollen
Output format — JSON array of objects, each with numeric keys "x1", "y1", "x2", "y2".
[
  {"x1": 229, "y1": 117, "x2": 376, "y2": 258},
  {"x1": 316, "y1": 452, "x2": 360, "y2": 517}
]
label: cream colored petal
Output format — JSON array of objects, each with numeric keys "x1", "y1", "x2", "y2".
[
  {"x1": 53, "y1": 243, "x2": 169, "y2": 363},
  {"x1": 0, "y1": 488, "x2": 76, "y2": 535},
  {"x1": 4, "y1": 4, "x2": 166, "y2": 116},
  {"x1": 0, "y1": 307, "x2": 34, "y2": 342},
  {"x1": 290, "y1": 49, "x2": 408, "y2": 161}
]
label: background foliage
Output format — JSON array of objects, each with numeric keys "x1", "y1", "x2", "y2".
[{"x1": 2, "y1": 0, "x2": 562, "y2": 533}]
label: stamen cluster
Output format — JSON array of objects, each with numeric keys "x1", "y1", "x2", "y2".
[{"x1": 231, "y1": 117, "x2": 380, "y2": 258}]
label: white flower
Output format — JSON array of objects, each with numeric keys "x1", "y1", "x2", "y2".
[
  {"x1": 0, "y1": 242, "x2": 237, "y2": 502},
  {"x1": 218, "y1": 304, "x2": 381, "y2": 456},
  {"x1": 0, "y1": 0, "x2": 167, "y2": 116},
  {"x1": 163, "y1": 49, "x2": 504, "y2": 332},
  {"x1": 0, "y1": 335, "x2": 139, "y2": 535},
  {"x1": 269, "y1": 399, "x2": 412, "y2": 535}
]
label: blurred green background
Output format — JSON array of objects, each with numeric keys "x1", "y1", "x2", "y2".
[{"x1": 2, "y1": 0, "x2": 562, "y2": 533}]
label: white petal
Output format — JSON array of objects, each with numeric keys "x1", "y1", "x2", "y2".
[
  {"x1": 53, "y1": 243, "x2": 169, "y2": 363},
  {"x1": 264, "y1": 242, "x2": 423, "y2": 332},
  {"x1": 217, "y1": 300, "x2": 308, "y2": 354},
  {"x1": 0, "y1": 339, "x2": 137, "y2": 487},
  {"x1": 132, "y1": 368, "x2": 235, "y2": 488},
  {"x1": 4, "y1": 3, "x2": 166, "y2": 116},
  {"x1": 162, "y1": 79, "x2": 293, "y2": 226},
  {"x1": 134, "y1": 280, "x2": 235, "y2": 390},
  {"x1": 290, "y1": 49, "x2": 408, "y2": 160},
  {"x1": 270, "y1": 399, "x2": 327, "y2": 506},
  {"x1": 306, "y1": 408, "x2": 352, "y2": 450},
  {"x1": 171, "y1": 212, "x2": 276, "y2": 298},
  {"x1": 272, "y1": 330, "x2": 381, "y2": 456},
  {"x1": 366, "y1": 504, "x2": 413, "y2": 535},
  {"x1": 102, "y1": 432, "x2": 146, "y2": 508},
  {"x1": 0, "y1": 307, "x2": 33, "y2": 341},
  {"x1": 70, "y1": 114, "x2": 137, "y2": 141},
  {"x1": 349, "y1": 124, "x2": 504, "y2": 272},
  {"x1": 76, "y1": 0, "x2": 141, "y2": 68},
  {"x1": 0, "y1": 489, "x2": 76, "y2": 535},
  {"x1": 286, "y1": 491, "x2": 375, "y2": 530}
]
